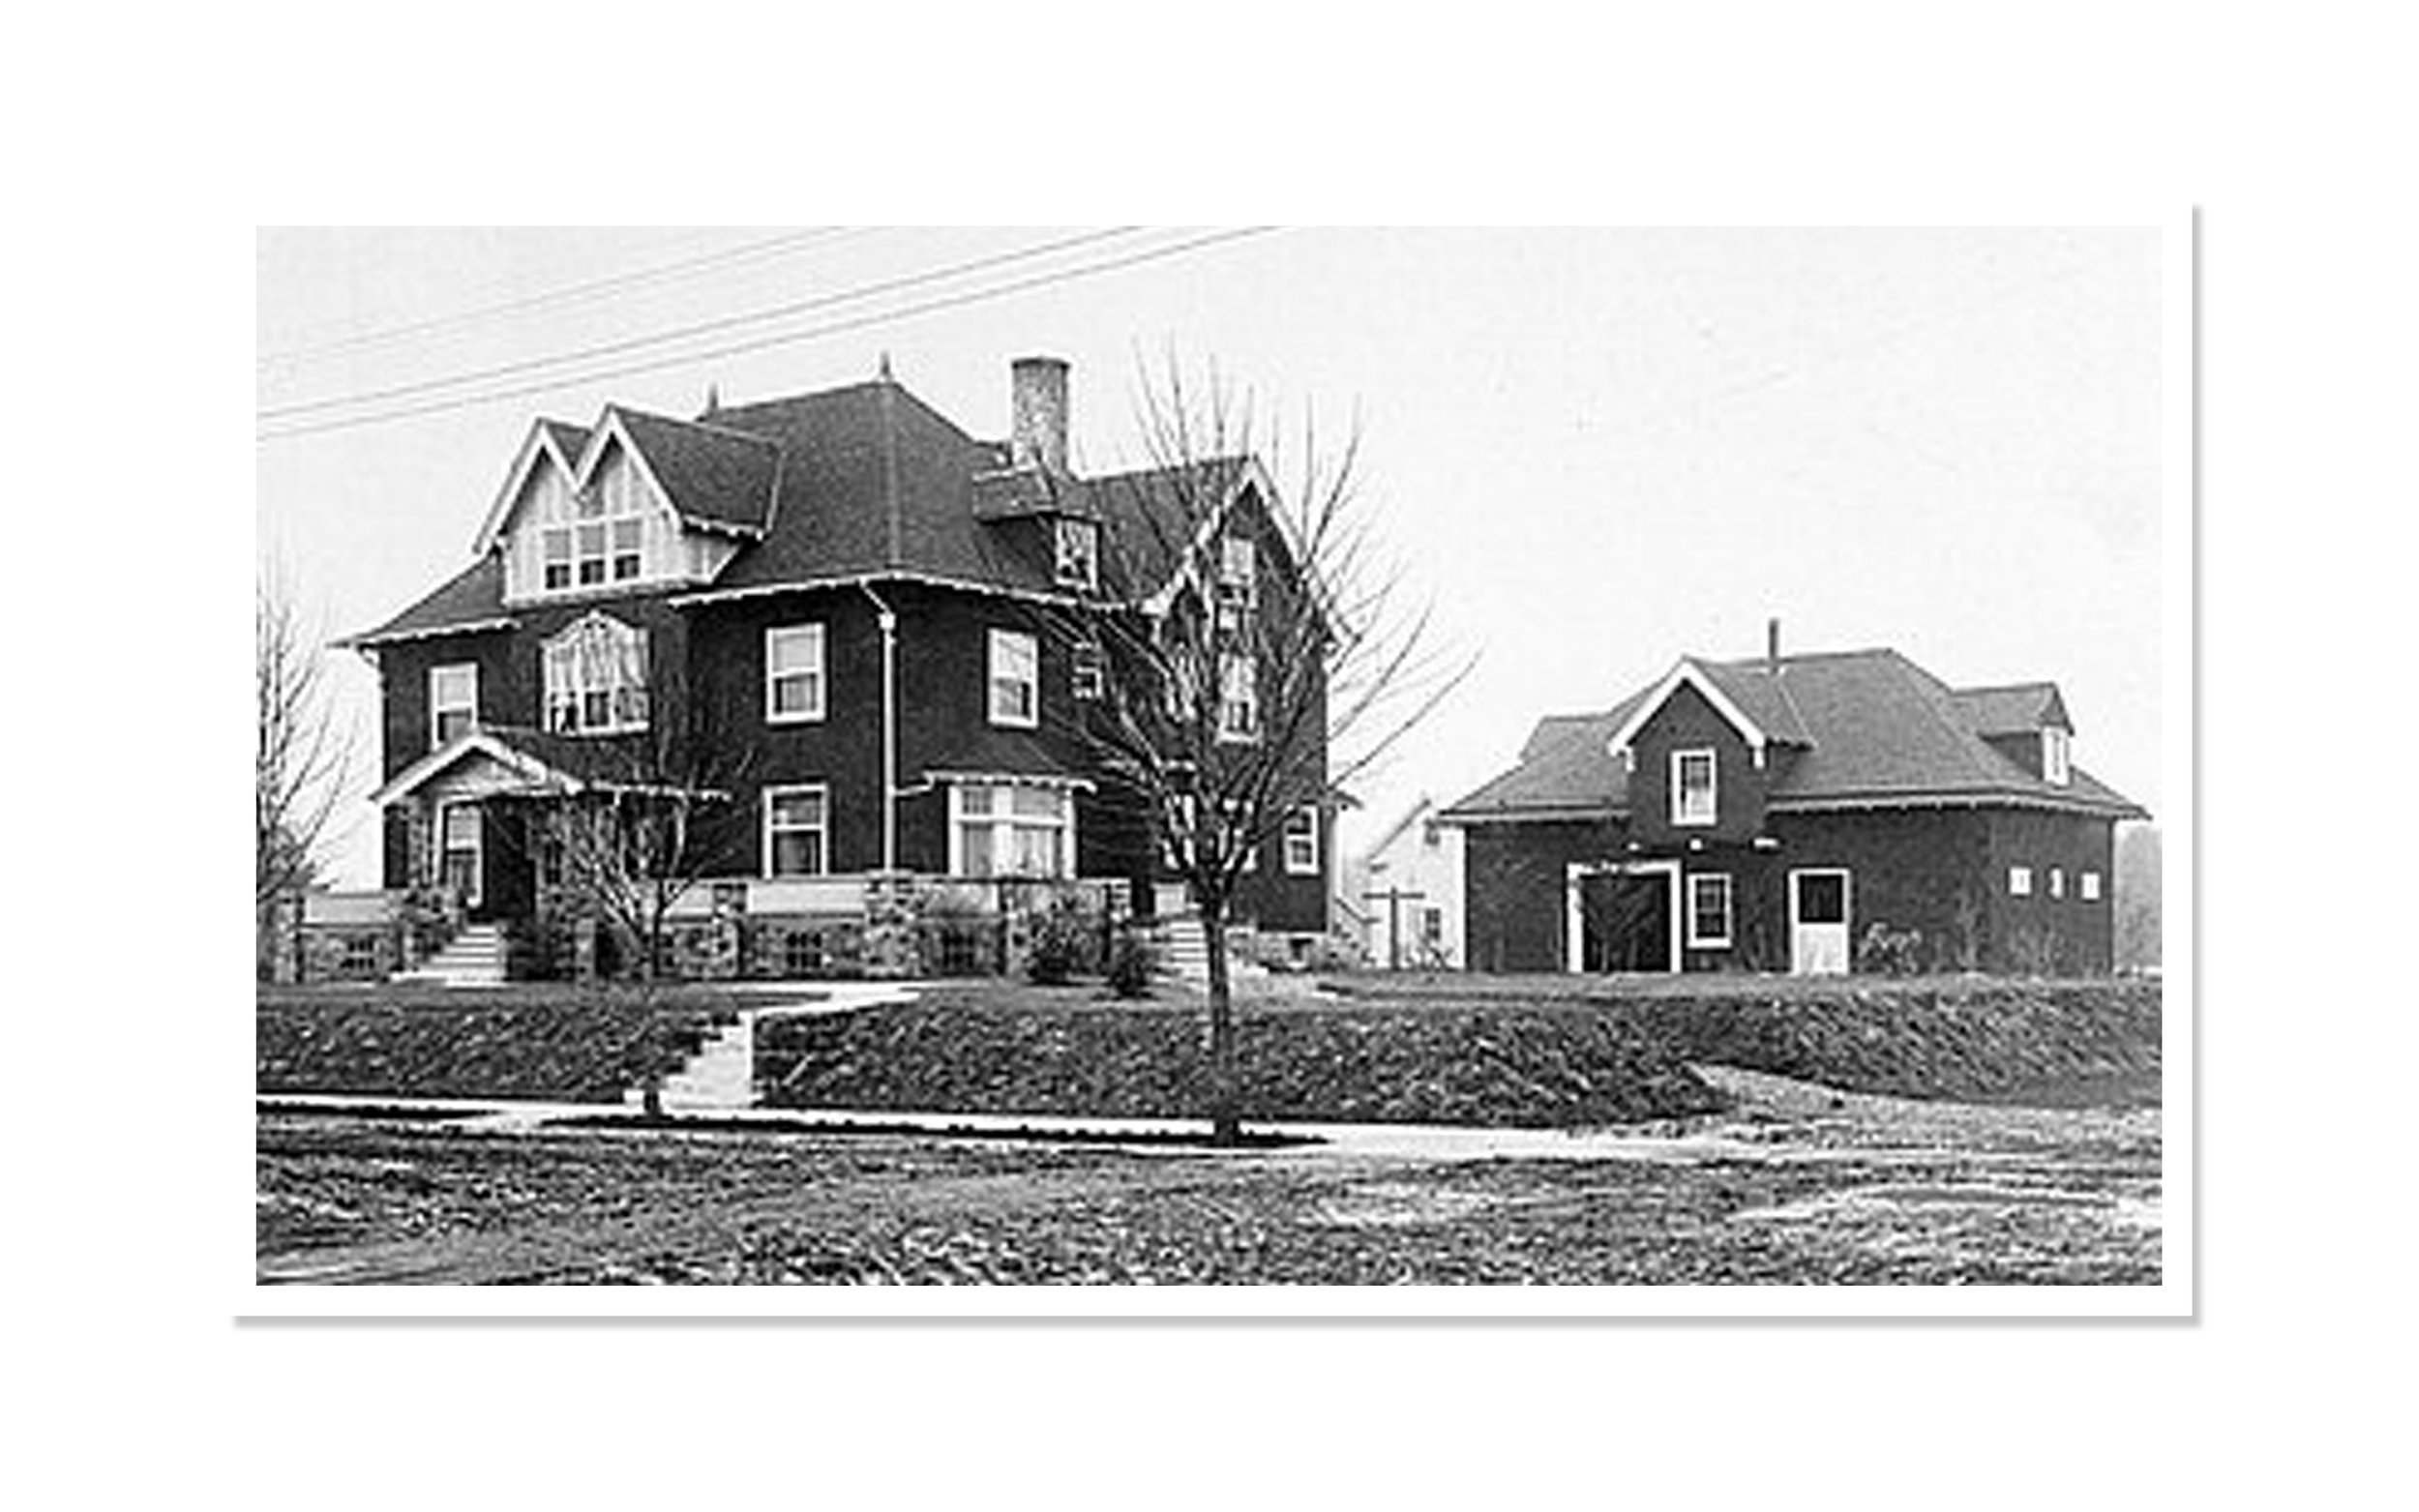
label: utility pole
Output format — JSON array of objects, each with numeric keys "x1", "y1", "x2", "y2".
[{"x1": 1361, "y1": 884, "x2": 1425, "y2": 970}]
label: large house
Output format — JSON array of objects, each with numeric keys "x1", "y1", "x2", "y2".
[
  {"x1": 1440, "y1": 629, "x2": 2147, "y2": 976},
  {"x1": 337, "y1": 356, "x2": 1332, "y2": 980}
]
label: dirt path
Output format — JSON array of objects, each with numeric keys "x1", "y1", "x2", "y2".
[{"x1": 256, "y1": 1074, "x2": 2161, "y2": 1286}]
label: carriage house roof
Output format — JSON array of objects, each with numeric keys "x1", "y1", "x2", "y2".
[
  {"x1": 1443, "y1": 647, "x2": 2145, "y2": 823},
  {"x1": 343, "y1": 374, "x2": 1241, "y2": 648}
]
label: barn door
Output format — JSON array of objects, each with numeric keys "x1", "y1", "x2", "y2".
[{"x1": 1789, "y1": 869, "x2": 1850, "y2": 974}]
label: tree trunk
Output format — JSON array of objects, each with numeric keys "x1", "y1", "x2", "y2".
[{"x1": 1202, "y1": 892, "x2": 1241, "y2": 1146}]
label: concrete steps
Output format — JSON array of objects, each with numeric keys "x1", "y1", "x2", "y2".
[
  {"x1": 630, "y1": 1011, "x2": 760, "y2": 1112},
  {"x1": 393, "y1": 924, "x2": 507, "y2": 988},
  {"x1": 1157, "y1": 915, "x2": 1267, "y2": 986}
]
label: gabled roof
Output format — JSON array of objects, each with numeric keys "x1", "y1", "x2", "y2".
[
  {"x1": 1442, "y1": 647, "x2": 2146, "y2": 824},
  {"x1": 1954, "y1": 681, "x2": 2073, "y2": 735},
  {"x1": 609, "y1": 406, "x2": 780, "y2": 538},
  {"x1": 369, "y1": 726, "x2": 734, "y2": 807},
  {"x1": 346, "y1": 369, "x2": 1265, "y2": 646},
  {"x1": 1601, "y1": 657, "x2": 1814, "y2": 760}
]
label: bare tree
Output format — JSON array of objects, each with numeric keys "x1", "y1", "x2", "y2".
[
  {"x1": 256, "y1": 561, "x2": 354, "y2": 908},
  {"x1": 1032, "y1": 356, "x2": 1471, "y2": 1144},
  {"x1": 531, "y1": 649, "x2": 755, "y2": 1117}
]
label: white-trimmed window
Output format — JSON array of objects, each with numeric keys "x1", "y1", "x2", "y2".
[
  {"x1": 542, "y1": 614, "x2": 649, "y2": 735},
  {"x1": 1071, "y1": 639, "x2": 1105, "y2": 701},
  {"x1": 1281, "y1": 808, "x2": 1320, "y2": 875},
  {"x1": 537, "y1": 446, "x2": 653, "y2": 592},
  {"x1": 765, "y1": 624, "x2": 826, "y2": 724},
  {"x1": 2049, "y1": 867, "x2": 2066, "y2": 899},
  {"x1": 1054, "y1": 519, "x2": 1099, "y2": 591},
  {"x1": 2081, "y1": 870, "x2": 2104, "y2": 902},
  {"x1": 1671, "y1": 749, "x2": 1717, "y2": 826},
  {"x1": 951, "y1": 782, "x2": 1074, "y2": 878},
  {"x1": 1219, "y1": 652, "x2": 1259, "y2": 742},
  {"x1": 2009, "y1": 865, "x2": 2034, "y2": 897},
  {"x1": 988, "y1": 628, "x2": 1038, "y2": 727},
  {"x1": 762, "y1": 786, "x2": 829, "y2": 877},
  {"x1": 1687, "y1": 873, "x2": 1734, "y2": 948},
  {"x1": 2043, "y1": 726, "x2": 2072, "y2": 786},
  {"x1": 429, "y1": 663, "x2": 479, "y2": 749}
]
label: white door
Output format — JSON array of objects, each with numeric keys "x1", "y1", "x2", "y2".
[{"x1": 1789, "y1": 869, "x2": 1850, "y2": 974}]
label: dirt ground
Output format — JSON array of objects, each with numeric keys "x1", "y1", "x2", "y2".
[{"x1": 255, "y1": 1068, "x2": 2161, "y2": 1286}]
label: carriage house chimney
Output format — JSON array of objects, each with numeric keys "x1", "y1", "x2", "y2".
[
  {"x1": 1767, "y1": 617, "x2": 1782, "y2": 673},
  {"x1": 1010, "y1": 356, "x2": 1070, "y2": 474}
]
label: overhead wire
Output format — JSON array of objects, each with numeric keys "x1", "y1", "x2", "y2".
[
  {"x1": 255, "y1": 226, "x2": 1283, "y2": 444},
  {"x1": 258, "y1": 226, "x2": 1150, "y2": 422},
  {"x1": 257, "y1": 226, "x2": 875, "y2": 370}
]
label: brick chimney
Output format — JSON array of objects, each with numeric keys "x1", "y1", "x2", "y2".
[
  {"x1": 1010, "y1": 356, "x2": 1070, "y2": 474},
  {"x1": 1767, "y1": 617, "x2": 1782, "y2": 674}
]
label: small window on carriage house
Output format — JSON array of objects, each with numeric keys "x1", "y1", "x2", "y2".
[
  {"x1": 2043, "y1": 726, "x2": 2072, "y2": 786},
  {"x1": 1671, "y1": 749, "x2": 1717, "y2": 826},
  {"x1": 1053, "y1": 518, "x2": 1099, "y2": 591}
]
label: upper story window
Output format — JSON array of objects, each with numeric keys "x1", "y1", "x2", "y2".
[
  {"x1": 1219, "y1": 652, "x2": 1259, "y2": 742},
  {"x1": 952, "y1": 781, "x2": 1073, "y2": 878},
  {"x1": 989, "y1": 628, "x2": 1038, "y2": 727},
  {"x1": 1671, "y1": 748, "x2": 1717, "y2": 826},
  {"x1": 1219, "y1": 535, "x2": 1258, "y2": 604},
  {"x1": 429, "y1": 663, "x2": 478, "y2": 750},
  {"x1": 765, "y1": 624, "x2": 826, "y2": 724},
  {"x1": 542, "y1": 613, "x2": 648, "y2": 736},
  {"x1": 1054, "y1": 518, "x2": 1099, "y2": 591},
  {"x1": 762, "y1": 785, "x2": 829, "y2": 877},
  {"x1": 1281, "y1": 807, "x2": 1320, "y2": 875},
  {"x1": 2043, "y1": 726, "x2": 2072, "y2": 786},
  {"x1": 537, "y1": 448, "x2": 652, "y2": 593}
]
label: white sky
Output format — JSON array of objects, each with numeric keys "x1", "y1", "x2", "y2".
[{"x1": 257, "y1": 226, "x2": 2162, "y2": 888}]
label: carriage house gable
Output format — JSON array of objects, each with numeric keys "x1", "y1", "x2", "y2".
[{"x1": 1607, "y1": 660, "x2": 1796, "y2": 845}]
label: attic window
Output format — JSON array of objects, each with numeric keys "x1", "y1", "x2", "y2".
[
  {"x1": 2043, "y1": 726, "x2": 2072, "y2": 786},
  {"x1": 1218, "y1": 536, "x2": 1258, "y2": 604},
  {"x1": 1054, "y1": 519, "x2": 1099, "y2": 591},
  {"x1": 1671, "y1": 749, "x2": 1717, "y2": 826}
]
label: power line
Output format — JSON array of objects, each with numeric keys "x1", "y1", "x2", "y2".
[
  {"x1": 256, "y1": 226, "x2": 874, "y2": 369},
  {"x1": 256, "y1": 227, "x2": 1281, "y2": 443},
  {"x1": 259, "y1": 227, "x2": 1149, "y2": 422}
]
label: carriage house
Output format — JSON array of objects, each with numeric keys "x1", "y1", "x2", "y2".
[
  {"x1": 1440, "y1": 630, "x2": 2147, "y2": 977},
  {"x1": 340, "y1": 357, "x2": 1333, "y2": 981}
]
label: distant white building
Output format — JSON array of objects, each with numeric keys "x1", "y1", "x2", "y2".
[{"x1": 1353, "y1": 796, "x2": 1464, "y2": 969}]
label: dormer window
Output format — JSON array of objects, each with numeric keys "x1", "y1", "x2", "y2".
[
  {"x1": 1671, "y1": 749, "x2": 1717, "y2": 826},
  {"x1": 1054, "y1": 518, "x2": 1099, "y2": 591},
  {"x1": 1219, "y1": 535, "x2": 1257, "y2": 603},
  {"x1": 2043, "y1": 726, "x2": 2072, "y2": 786},
  {"x1": 533, "y1": 446, "x2": 654, "y2": 595}
]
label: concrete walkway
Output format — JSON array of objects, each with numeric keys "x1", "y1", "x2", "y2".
[{"x1": 625, "y1": 980, "x2": 929, "y2": 1113}]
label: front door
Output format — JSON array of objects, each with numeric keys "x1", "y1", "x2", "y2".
[
  {"x1": 1789, "y1": 869, "x2": 1851, "y2": 974},
  {"x1": 438, "y1": 801, "x2": 483, "y2": 911}
]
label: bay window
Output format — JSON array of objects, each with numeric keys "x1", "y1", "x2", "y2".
[
  {"x1": 542, "y1": 613, "x2": 649, "y2": 735},
  {"x1": 952, "y1": 782, "x2": 1074, "y2": 878}
]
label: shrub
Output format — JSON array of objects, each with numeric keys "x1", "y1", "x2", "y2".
[
  {"x1": 1024, "y1": 903, "x2": 1089, "y2": 986},
  {"x1": 1856, "y1": 921, "x2": 1926, "y2": 976},
  {"x1": 1105, "y1": 928, "x2": 1157, "y2": 998}
]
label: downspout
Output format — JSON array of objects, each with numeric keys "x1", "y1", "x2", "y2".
[{"x1": 860, "y1": 581, "x2": 900, "y2": 872}]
